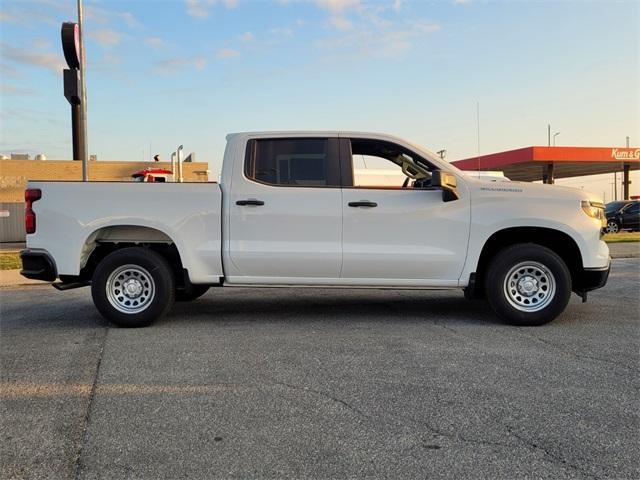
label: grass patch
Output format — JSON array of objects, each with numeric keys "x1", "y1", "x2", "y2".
[
  {"x1": 603, "y1": 232, "x2": 640, "y2": 243},
  {"x1": 0, "y1": 252, "x2": 21, "y2": 270}
]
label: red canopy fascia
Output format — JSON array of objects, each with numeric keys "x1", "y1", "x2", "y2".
[{"x1": 452, "y1": 146, "x2": 640, "y2": 171}]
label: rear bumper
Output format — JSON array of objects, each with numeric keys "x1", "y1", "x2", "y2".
[{"x1": 20, "y1": 249, "x2": 57, "y2": 282}]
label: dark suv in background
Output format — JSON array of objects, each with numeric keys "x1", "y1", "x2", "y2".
[{"x1": 605, "y1": 201, "x2": 640, "y2": 233}]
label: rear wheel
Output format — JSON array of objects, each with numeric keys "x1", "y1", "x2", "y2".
[
  {"x1": 91, "y1": 247, "x2": 174, "y2": 327},
  {"x1": 175, "y1": 284, "x2": 209, "y2": 302},
  {"x1": 485, "y1": 244, "x2": 571, "y2": 326}
]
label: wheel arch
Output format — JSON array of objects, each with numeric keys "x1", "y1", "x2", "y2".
[
  {"x1": 77, "y1": 225, "x2": 188, "y2": 287},
  {"x1": 472, "y1": 226, "x2": 584, "y2": 297}
]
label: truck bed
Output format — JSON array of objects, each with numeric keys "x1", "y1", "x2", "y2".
[{"x1": 26, "y1": 181, "x2": 223, "y2": 283}]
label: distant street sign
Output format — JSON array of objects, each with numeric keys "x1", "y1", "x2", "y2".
[{"x1": 61, "y1": 22, "x2": 80, "y2": 69}]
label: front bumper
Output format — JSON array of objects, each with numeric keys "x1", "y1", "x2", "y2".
[
  {"x1": 573, "y1": 260, "x2": 610, "y2": 299},
  {"x1": 20, "y1": 249, "x2": 57, "y2": 282}
]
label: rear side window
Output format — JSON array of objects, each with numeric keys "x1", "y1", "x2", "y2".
[{"x1": 245, "y1": 138, "x2": 341, "y2": 187}]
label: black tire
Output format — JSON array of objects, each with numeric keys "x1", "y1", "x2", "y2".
[
  {"x1": 91, "y1": 247, "x2": 175, "y2": 327},
  {"x1": 485, "y1": 243, "x2": 571, "y2": 326},
  {"x1": 175, "y1": 284, "x2": 209, "y2": 302}
]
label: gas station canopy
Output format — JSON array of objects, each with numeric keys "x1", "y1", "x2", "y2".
[{"x1": 452, "y1": 146, "x2": 639, "y2": 197}]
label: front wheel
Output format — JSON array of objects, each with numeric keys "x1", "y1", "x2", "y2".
[
  {"x1": 485, "y1": 244, "x2": 571, "y2": 326},
  {"x1": 91, "y1": 247, "x2": 175, "y2": 327}
]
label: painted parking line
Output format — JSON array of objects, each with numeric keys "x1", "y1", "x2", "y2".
[{"x1": 0, "y1": 382, "x2": 249, "y2": 398}]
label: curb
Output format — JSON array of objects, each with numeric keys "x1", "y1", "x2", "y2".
[
  {"x1": 607, "y1": 242, "x2": 640, "y2": 260},
  {"x1": 0, "y1": 270, "x2": 50, "y2": 288}
]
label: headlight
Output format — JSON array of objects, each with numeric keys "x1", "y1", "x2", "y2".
[{"x1": 581, "y1": 200, "x2": 606, "y2": 227}]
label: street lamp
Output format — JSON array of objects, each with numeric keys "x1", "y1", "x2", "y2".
[{"x1": 553, "y1": 132, "x2": 560, "y2": 146}]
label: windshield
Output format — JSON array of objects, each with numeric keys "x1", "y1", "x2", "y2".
[
  {"x1": 605, "y1": 201, "x2": 629, "y2": 214},
  {"x1": 406, "y1": 141, "x2": 469, "y2": 177}
]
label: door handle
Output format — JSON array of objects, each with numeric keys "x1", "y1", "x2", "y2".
[
  {"x1": 348, "y1": 201, "x2": 377, "y2": 208},
  {"x1": 236, "y1": 199, "x2": 265, "y2": 206}
]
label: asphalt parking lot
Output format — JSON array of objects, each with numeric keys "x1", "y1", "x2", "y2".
[{"x1": 1, "y1": 258, "x2": 638, "y2": 480}]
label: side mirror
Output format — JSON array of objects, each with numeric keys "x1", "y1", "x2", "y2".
[{"x1": 431, "y1": 170, "x2": 459, "y2": 202}]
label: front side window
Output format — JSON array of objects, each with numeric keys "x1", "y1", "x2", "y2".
[
  {"x1": 606, "y1": 201, "x2": 627, "y2": 214},
  {"x1": 624, "y1": 203, "x2": 639, "y2": 215},
  {"x1": 245, "y1": 138, "x2": 340, "y2": 187},
  {"x1": 349, "y1": 139, "x2": 434, "y2": 189}
]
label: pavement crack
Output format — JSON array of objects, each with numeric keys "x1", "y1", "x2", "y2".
[
  {"x1": 506, "y1": 426, "x2": 599, "y2": 479},
  {"x1": 271, "y1": 380, "x2": 370, "y2": 420},
  {"x1": 411, "y1": 418, "x2": 513, "y2": 450},
  {"x1": 272, "y1": 381, "x2": 512, "y2": 462},
  {"x1": 521, "y1": 332, "x2": 638, "y2": 374},
  {"x1": 412, "y1": 421, "x2": 599, "y2": 478},
  {"x1": 432, "y1": 320, "x2": 461, "y2": 335},
  {"x1": 73, "y1": 326, "x2": 108, "y2": 480}
]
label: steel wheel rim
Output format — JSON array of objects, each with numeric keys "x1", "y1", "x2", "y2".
[
  {"x1": 607, "y1": 221, "x2": 618, "y2": 233},
  {"x1": 503, "y1": 261, "x2": 556, "y2": 313},
  {"x1": 106, "y1": 264, "x2": 155, "y2": 314}
]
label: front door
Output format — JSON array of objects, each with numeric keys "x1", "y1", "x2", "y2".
[
  {"x1": 340, "y1": 137, "x2": 470, "y2": 285},
  {"x1": 226, "y1": 137, "x2": 343, "y2": 284}
]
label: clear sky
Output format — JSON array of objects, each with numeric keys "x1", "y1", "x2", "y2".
[{"x1": 1, "y1": 0, "x2": 638, "y2": 199}]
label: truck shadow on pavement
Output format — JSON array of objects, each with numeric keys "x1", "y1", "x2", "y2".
[
  {"x1": 3, "y1": 287, "x2": 503, "y2": 330},
  {"x1": 3, "y1": 285, "x2": 596, "y2": 329},
  {"x1": 165, "y1": 289, "x2": 502, "y2": 326}
]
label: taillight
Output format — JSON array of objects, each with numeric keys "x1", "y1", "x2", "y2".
[{"x1": 25, "y1": 188, "x2": 41, "y2": 234}]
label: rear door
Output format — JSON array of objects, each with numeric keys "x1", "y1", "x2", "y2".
[
  {"x1": 339, "y1": 137, "x2": 470, "y2": 285},
  {"x1": 225, "y1": 137, "x2": 343, "y2": 283}
]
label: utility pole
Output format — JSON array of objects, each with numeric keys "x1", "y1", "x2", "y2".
[
  {"x1": 61, "y1": 0, "x2": 88, "y2": 180},
  {"x1": 476, "y1": 101, "x2": 481, "y2": 171},
  {"x1": 623, "y1": 136, "x2": 631, "y2": 200},
  {"x1": 548, "y1": 124, "x2": 551, "y2": 147},
  {"x1": 77, "y1": 0, "x2": 88, "y2": 181}
]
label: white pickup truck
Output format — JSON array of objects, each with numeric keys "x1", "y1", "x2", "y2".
[{"x1": 21, "y1": 131, "x2": 610, "y2": 327}]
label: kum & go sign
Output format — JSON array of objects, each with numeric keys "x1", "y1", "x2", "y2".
[{"x1": 611, "y1": 148, "x2": 640, "y2": 160}]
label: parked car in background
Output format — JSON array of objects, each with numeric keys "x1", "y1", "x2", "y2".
[{"x1": 605, "y1": 201, "x2": 640, "y2": 233}]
